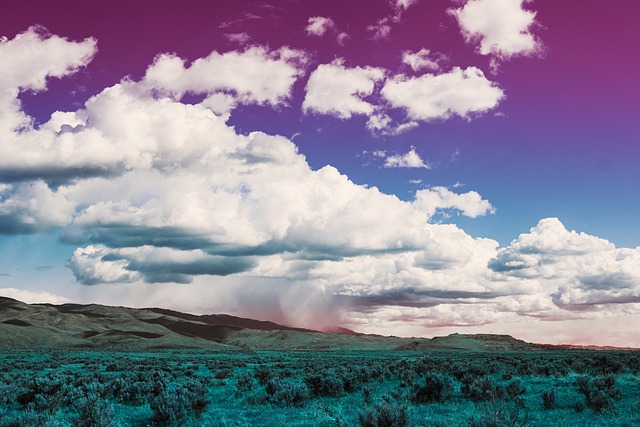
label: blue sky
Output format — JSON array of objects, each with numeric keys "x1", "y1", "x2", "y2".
[{"x1": 1, "y1": 0, "x2": 639, "y2": 346}]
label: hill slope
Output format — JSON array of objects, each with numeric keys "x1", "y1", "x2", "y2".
[{"x1": 0, "y1": 296, "x2": 621, "y2": 351}]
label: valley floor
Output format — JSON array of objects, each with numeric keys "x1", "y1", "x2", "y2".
[{"x1": 0, "y1": 350, "x2": 638, "y2": 426}]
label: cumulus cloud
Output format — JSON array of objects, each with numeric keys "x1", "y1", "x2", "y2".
[
  {"x1": 142, "y1": 45, "x2": 307, "y2": 107},
  {"x1": 0, "y1": 26, "x2": 96, "y2": 133},
  {"x1": 0, "y1": 36, "x2": 498, "y2": 300},
  {"x1": 3, "y1": 27, "x2": 638, "y2": 344},
  {"x1": 490, "y1": 218, "x2": 640, "y2": 311},
  {"x1": 414, "y1": 186, "x2": 495, "y2": 219},
  {"x1": 303, "y1": 60, "x2": 385, "y2": 119},
  {"x1": 68, "y1": 245, "x2": 256, "y2": 285},
  {"x1": 381, "y1": 66, "x2": 504, "y2": 121},
  {"x1": 305, "y1": 16, "x2": 349, "y2": 45},
  {"x1": 450, "y1": 0, "x2": 541, "y2": 59},
  {"x1": 384, "y1": 147, "x2": 430, "y2": 169},
  {"x1": 0, "y1": 181, "x2": 74, "y2": 234}
]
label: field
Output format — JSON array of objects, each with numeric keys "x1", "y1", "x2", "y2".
[{"x1": 0, "y1": 350, "x2": 638, "y2": 426}]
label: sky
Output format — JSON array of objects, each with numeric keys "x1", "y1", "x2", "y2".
[{"x1": 1, "y1": 0, "x2": 639, "y2": 346}]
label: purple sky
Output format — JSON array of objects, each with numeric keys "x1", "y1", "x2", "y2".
[{"x1": 1, "y1": 0, "x2": 639, "y2": 346}]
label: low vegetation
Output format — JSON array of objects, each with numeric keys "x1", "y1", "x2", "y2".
[{"x1": 0, "y1": 350, "x2": 638, "y2": 426}]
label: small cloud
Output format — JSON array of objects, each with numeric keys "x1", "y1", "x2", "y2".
[
  {"x1": 337, "y1": 32, "x2": 350, "y2": 46},
  {"x1": 392, "y1": 0, "x2": 419, "y2": 13},
  {"x1": 0, "y1": 273, "x2": 11, "y2": 277},
  {"x1": 449, "y1": 0, "x2": 543, "y2": 68},
  {"x1": 384, "y1": 147, "x2": 431, "y2": 169},
  {"x1": 34, "y1": 265, "x2": 53, "y2": 271},
  {"x1": 303, "y1": 60, "x2": 385, "y2": 119},
  {"x1": 451, "y1": 147, "x2": 461, "y2": 162},
  {"x1": 218, "y1": 13, "x2": 262, "y2": 29},
  {"x1": 368, "y1": 0, "x2": 419, "y2": 40},
  {"x1": 306, "y1": 16, "x2": 336, "y2": 37},
  {"x1": 402, "y1": 48, "x2": 445, "y2": 72},
  {"x1": 367, "y1": 21, "x2": 392, "y2": 40},
  {"x1": 414, "y1": 186, "x2": 495, "y2": 219},
  {"x1": 409, "y1": 179, "x2": 422, "y2": 184},
  {"x1": 381, "y1": 67, "x2": 504, "y2": 121},
  {"x1": 366, "y1": 112, "x2": 418, "y2": 136},
  {"x1": 224, "y1": 32, "x2": 251, "y2": 45}
]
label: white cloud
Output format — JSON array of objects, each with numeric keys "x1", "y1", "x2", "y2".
[
  {"x1": 305, "y1": 16, "x2": 336, "y2": 37},
  {"x1": 3, "y1": 28, "x2": 638, "y2": 346},
  {"x1": 367, "y1": 22, "x2": 392, "y2": 40},
  {"x1": 490, "y1": 218, "x2": 640, "y2": 310},
  {"x1": 0, "y1": 181, "x2": 74, "y2": 234},
  {"x1": 450, "y1": 0, "x2": 541, "y2": 59},
  {"x1": 402, "y1": 48, "x2": 442, "y2": 72},
  {"x1": 384, "y1": 147, "x2": 430, "y2": 169},
  {"x1": 337, "y1": 32, "x2": 350, "y2": 46},
  {"x1": 224, "y1": 32, "x2": 251, "y2": 45},
  {"x1": 0, "y1": 288, "x2": 71, "y2": 304},
  {"x1": 142, "y1": 45, "x2": 307, "y2": 107},
  {"x1": 381, "y1": 66, "x2": 504, "y2": 121},
  {"x1": 305, "y1": 16, "x2": 349, "y2": 45},
  {"x1": 67, "y1": 245, "x2": 139, "y2": 285},
  {"x1": 366, "y1": 112, "x2": 418, "y2": 136},
  {"x1": 414, "y1": 186, "x2": 495, "y2": 219},
  {"x1": 0, "y1": 26, "x2": 96, "y2": 133},
  {"x1": 303, "y1": 60, "x2": 385, "y2": 119},
  {"x1": 393, "y1": 0, "x2": 419, "y2": 11}
]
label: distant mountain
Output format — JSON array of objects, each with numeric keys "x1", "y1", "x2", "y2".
[{"x1": 0, "y1": 297, "x2": 634, "y2": 351}]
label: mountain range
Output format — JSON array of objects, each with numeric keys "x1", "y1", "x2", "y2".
[{"x1": 0, "y1": 296, "x2": 633, "y2": 351}]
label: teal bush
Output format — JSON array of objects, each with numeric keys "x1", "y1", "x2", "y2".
[
  {"x1": 463, "y1": 377, "x2": 505, "y2": 402},
  {"x1": 74, "y1": 392, "x2": 116, "y2": 427},
  {"x1": 409, "y1": 372, "x2": 454, "y2": 404},
  {"x1": 358, "y1": 394, "x2": 409, "y2": 427},
  {"x1": 265, "y1": 379, "x2": 309, "y2": 407},
  {"x1": 149, "y1": 377, "x2": 210, "y2": 425},
  {"x1": 575, "y1": 375, "x2": 621, "y2": 414},
  {"x1": 541, "y1": 388, "x2": 556, "y2": 409},
  {"x1": 304, "y1": 371, "x2": 344, "y2": 397}
]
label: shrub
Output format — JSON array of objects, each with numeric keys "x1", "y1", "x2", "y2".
[
  {"x1": 149, "y1": 378, "x2": 210, "y2": 425},
  {"x1": 541, "y1": 388, "x2": 556, "y2": 410},
  {"x1": 359, "y1": 394, "x2": 409, "y2": 427},
  {"x1": 463, "y1": 377, "x2": 505, "y2": 402},
  {"x1": 467, "y1": 379, "x2": 528, "y2": 427},
  {"x1": 505, "y1": 379, "x2": 526, "y2": 407},
  {"x1": 74, "y1": 392, "x2": 117, "y2": 427},
  {"x1": 265, "y1": 379, "x2": 309, "y2": 407},
  {"x1": 409, "y1": 372, "x2": 454, "y2": 404},
  {"x1": 304, "y1": 371, "x2": 344, "y2": 397},
  {"x1": 254, "y1": 365, "x2": 274, "y2": 386},
  {"x1": 236, "y1": 372, "x2": 254, "y2": 392},
  {"x1": 150, "y1": 383, "x2": 190, "y2": 426},
  {"x1": 575, "y1": 375, "x2": 621, "y2": 414}
]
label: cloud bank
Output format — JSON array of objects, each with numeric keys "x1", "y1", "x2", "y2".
[{"x1": 1, "y1": 26, "x2": 639, "y2": 345}]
